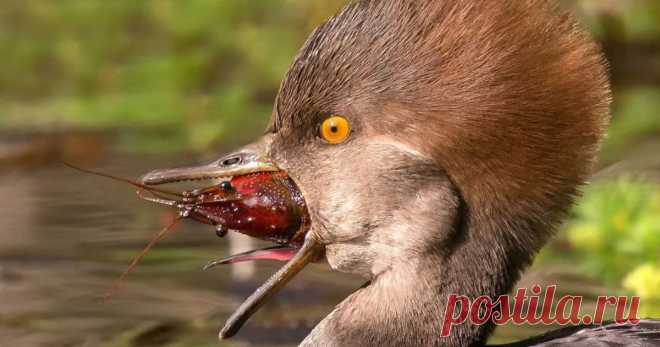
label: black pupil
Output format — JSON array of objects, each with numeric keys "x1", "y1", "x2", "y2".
[{"x1": 330, "y1": 125, "x2": 339, "y2": 133}]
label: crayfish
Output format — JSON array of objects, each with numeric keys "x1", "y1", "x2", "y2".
[{"x1": 66, "y1": 163, "x2": 310, "y2": 298}]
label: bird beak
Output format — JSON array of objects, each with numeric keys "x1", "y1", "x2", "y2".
[
  {"x1": 139, "y1": 136, "x2": 324, "y2": 339},
  {"x1": 219, "y1": 235, "x2": 324, "y2": 339},
  {"x1": 140, "y1": 137, "x2": 278, "y2": 185}
]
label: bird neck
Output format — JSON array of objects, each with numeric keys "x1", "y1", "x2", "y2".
[
  {"x1": 301, "y1": 212, "x2": 541, "y2": 347},
  {"x1": 302, "y1": 236, "x2": 528, "y2": 347}
]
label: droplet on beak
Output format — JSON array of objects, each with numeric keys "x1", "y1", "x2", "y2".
[{"x1": 215, "y1": 225, "x2": 229, "y2": 238}]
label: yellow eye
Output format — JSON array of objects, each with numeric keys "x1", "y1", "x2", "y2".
[{"x1": 320, "y1": 115, "x2": 351, "y2": 144}]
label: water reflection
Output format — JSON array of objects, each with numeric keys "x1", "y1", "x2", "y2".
[
  {"x1": 0, "y1": 151, "x2": 616, "y2": 346},
  {"x1": 229, "y1": 234, "x2": 257, "y2": 281},
  {"x1": 0, "y1": 154, "x2": 359, "y2": 346}
]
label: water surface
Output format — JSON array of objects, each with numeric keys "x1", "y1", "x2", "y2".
[{"x1": 0, "y1": 147, "x2": 614, "y2": 346}]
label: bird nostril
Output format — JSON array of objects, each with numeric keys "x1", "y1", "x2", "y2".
[{"x1": 221, "y1": 156, "x2": 241, "y2": 166}]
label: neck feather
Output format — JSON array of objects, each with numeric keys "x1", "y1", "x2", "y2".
[{"x1": 302, "y1": 224, "x2": 537, "y2": 347}]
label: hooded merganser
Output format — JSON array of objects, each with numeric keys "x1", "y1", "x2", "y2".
[{"x1": 141, "y1": 1, "x2": 660, "y2": 346}]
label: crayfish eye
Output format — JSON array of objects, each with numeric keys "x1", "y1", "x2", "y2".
[{"x1": 218, "y1": 181, "x2": 233, "y2": 192}]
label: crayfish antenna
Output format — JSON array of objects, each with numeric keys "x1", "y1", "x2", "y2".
[
  {"x1": 103, "y1": 217, "x2": 181, "y2": 301},
  {"x1": 63, "y1": 161, "x2": 184, "y2": 197},
  {"x1": 136, "y1": 190, "x2": 181, "y2": 207}
]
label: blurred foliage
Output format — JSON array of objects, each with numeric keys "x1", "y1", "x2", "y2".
[
  {"x1": 577, "y1": 0, "x2": 660, "y2": 41},
  {"x1": 0, "y1": 0, "x2": 658, "y2": 316},
  {"x1": 0, "y1": 0, "x2": 660, "y2": 155},
  {"x1": 0, "y1": 0, "x2": 658, "y2": 345},
  {"x1": 564, "y1": 177, "x2": 660, "y2": 316},
  {"x1": 573, "y1": 0, "x2": 660, "y2": 158},
  {"x1": 0, "y1": 0, "x2": 344, "y2": 151},
  {"x1": 1, "y1": 0, "x2": 658, "y2": 306},
  {"x1": 608, "y1": 88, "x2": 660, "y2": 151},
  {"x1": 624, "y1": 264, "x2": 660, "y2": 317}
]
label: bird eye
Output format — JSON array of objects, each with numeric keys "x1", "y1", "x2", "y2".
[{"x1": 320, "y1": 115, "x2": 351, "y2": 144}]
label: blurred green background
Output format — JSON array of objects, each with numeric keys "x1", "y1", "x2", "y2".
[
  {"x1": 0, "y1": 0, "x2": 344, "y2": 151},
  {"x1": 0, "y1": 1, "x2": 659, "y2": 346}
]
